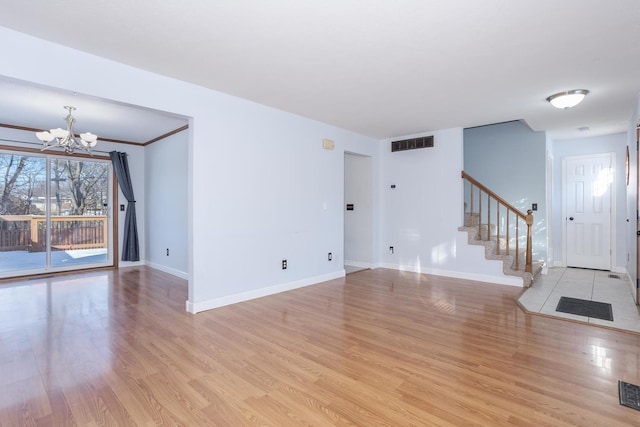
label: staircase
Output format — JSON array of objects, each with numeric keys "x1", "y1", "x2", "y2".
[
  {"x1": 460, "y1": 172, "x2": 543, "y2": 287},
  {"x1": 458, "y1": 223, "x2": 542, "y2": 287}
]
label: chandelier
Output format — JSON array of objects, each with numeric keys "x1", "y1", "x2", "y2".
[{"x1": 35, "y1": 106, "x2": 98, "y2": 154}]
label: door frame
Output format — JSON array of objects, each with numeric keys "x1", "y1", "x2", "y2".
[
  {"x1": 343, "y1": 152, "x2": 373, "y2": 271},
  {"x1": 561, "y1": 152, "x2": 616, "y2": 270},
  {"x1": 636, "y1": 126, "x2": 640, "y2": 303}
]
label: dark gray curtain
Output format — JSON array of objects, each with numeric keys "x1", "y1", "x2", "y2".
[{"x1": 110, "y1": 151, "x2": 139, "y2": 261}]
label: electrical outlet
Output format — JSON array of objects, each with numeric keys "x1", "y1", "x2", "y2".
[
  {"x1": 282, "y1": 259, "x2": 287, "y2": 270},
  {"x1": 328, "y1": 252, "x2": 332, "y2": 261},
  {"x1": 166, "y1": 248, "x2": 169, "y2": 256}
]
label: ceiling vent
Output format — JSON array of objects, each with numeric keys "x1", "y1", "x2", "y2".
[{"x1": 391, "y1": 135, "x2": 434, "y2": 152}]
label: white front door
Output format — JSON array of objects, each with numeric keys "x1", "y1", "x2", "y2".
[{"x1": 565, "y1": 153, "x2": 613, "y2": 270}]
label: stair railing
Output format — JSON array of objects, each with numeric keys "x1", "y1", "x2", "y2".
[{"x1": 462, "y1": 171, "x2": 533, "y2": 273}]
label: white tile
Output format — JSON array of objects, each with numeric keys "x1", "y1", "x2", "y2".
[
  {"x1": 518, "y1": 294, "x2": 547, "y2": 312},
  {"x1": 588, "y1": 317, "x2": 616, "y2": 327},
  {"x1": 562, "y1": 268, "x2": 595, "y2": 280},
  {"x1": 551, "y1": 289, "x2": 593, "y2": 301},
  {"x1": 542, "y1": 307, "x2": 589, "y2": 323},
  {"x1": 609, "y1": 318, "x2": 640, "y2": 333}
]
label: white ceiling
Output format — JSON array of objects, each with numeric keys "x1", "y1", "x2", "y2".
[
  {"x1": 0, "y1": 78, "x2": 189, "y2": 144},
  {"x1": 0, "y1": 0, "x2": 639, "y2": 141}
]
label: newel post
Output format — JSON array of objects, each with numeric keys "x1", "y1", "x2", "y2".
[{"x1": 525, "y1": 209, "x2": 533, "y2": 273}]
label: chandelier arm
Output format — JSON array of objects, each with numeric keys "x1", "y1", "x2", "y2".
[{"x1": 34, "y1": 106, "x2": 98, "y2": 155}]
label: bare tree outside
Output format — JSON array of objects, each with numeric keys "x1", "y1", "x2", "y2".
[
  {"x1": 62, "y1": 159, "x2": 108, "y2": 215},
  {"x1": 51, "y1": 158, "x2": 65, "y2": 215},
  {"x1": 0, "y1": 154, "x2": 45, "y2": 215},
  {"x1": 0, "y1": 155, "x2": 109, "y2": 216}
]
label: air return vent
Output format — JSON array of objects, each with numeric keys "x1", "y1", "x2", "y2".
[{"x1": 391, "y1": 135, "x2": 434, "y2": 152}]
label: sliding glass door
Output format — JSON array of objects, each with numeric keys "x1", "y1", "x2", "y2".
[{"x1": 0, "y1": 150, "x2": 113, "y2": 277}]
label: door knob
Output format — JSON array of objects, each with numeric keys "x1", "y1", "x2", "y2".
[{"x1": 569, "y1": 217, "x2": 574, "y2": 221}]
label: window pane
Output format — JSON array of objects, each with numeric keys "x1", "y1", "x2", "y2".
[
  {"x1": 0, "y1": 153, "x2": 47, "y2": 274},
  {"x1": 49, "y1": 158, "x2": 110, "y2": 268}
]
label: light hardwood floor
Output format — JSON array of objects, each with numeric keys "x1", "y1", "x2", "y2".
[{"x1": 1, "y1": 267, "x2": 640, "y2": 426}]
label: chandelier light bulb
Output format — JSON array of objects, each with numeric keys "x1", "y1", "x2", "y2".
[
  {"x1": 50, "y1": 128, "x2": 69, "y2": 139},
  {"x1": 35, "y1": 131, "x2": 54, "y2": 143},
  {"x1": 80, "y1": 132, "x2": 98, "y2": 148}
]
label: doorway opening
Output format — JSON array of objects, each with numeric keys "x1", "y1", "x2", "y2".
[{"x1": 344, "y1": 152, "x2": 373, "y2": 274}]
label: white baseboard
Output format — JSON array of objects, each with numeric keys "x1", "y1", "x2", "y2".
[
  {"x1": 186, "y1": 270, "x2": 346, "y2": 314},
  {"x1": 551, "y1": 262, "x2": 628, "y2": 275},
  {"x1": 344, "y1": 260, "x2": 373, "y2": 269},
  {"x1": 611, "y1": 266, "x2": 628, "y2": 275},
  {"x1": 146, "y1": 261, "x2": 189, "y2": 280},
  {"x1": 377, "y1": 263, "x2": 523, "y2": 287},
  {"x1": 118, "y1": 260, "x2": 146, "y2": 268},
  {"x1": 627, "y1": 272, "x2": 637, "y2": 305}
]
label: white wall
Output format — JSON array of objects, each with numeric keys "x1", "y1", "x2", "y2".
[
  {"x1": 379, "y1": 128, "x2": 520, "y2": 285},
  {"x1": 344, "y1": 153, "x2": 372, "y2": 267},
  {"x1": 192, "y1": 103, "x2": 380, "y2": 312},
  {"x1": 145, "y1": 130, "x2": 188, "y2": 278},
  {"x1": 0, "y1": 26, "x2": 382, "y2": 312},
  {"x1": 550, "y1": 133, "x2": 627, "y2": 271}
]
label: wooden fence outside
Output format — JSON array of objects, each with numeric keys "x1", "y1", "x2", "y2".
[{"x1": 0, "y1": 215, "x2": 108, "y2": 252}]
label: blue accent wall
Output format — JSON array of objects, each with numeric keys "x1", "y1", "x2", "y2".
[{"x1": 464, "y1": 121, "x2": 547, "y2": 263}]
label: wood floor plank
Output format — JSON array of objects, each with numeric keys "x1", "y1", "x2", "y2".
[
  {"x1": 2, "y1": 266, "x2": 640, "y2": 425},
  {"x1": 103, "y1": 366, "x2": 183, "y2": 426},
  {"x1": 0, "y1": 375, "x2": 52, "y2": 427},
  {"x1": 34, "y1": 386, "x2": 76, "y2": 427}
]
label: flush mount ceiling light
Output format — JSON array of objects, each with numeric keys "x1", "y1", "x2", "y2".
[
  {"x1": 35, "y1": 106, "x2": 98, "y2": 154},
  {"x1": 546, "y1": 89, "x2": 589, "y2": 109}
]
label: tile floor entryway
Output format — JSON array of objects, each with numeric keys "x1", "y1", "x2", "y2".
[{"x1": 519, "y1": 267, "x2": 640, "y2": 333}]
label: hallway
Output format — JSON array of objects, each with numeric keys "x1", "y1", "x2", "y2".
[{"x1": 518, "y1": 268, "x2": 640, "y2": 333}]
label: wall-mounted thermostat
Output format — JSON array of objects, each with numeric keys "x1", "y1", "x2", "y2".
[{"x1": 322, "y1": 139, "x2": 335, "y2": 150}]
